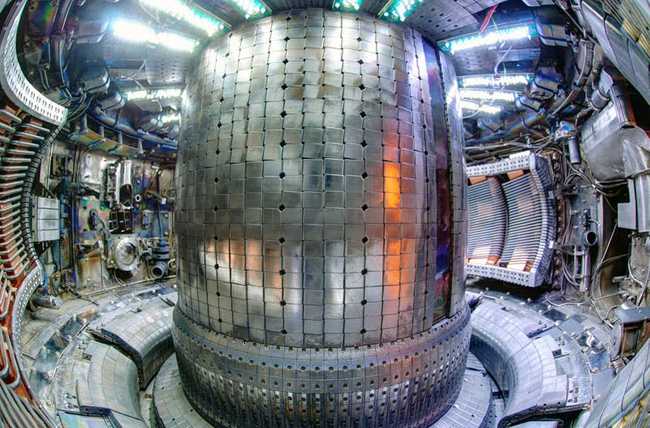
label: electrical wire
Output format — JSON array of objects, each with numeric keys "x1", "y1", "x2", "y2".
[{"x1": 636, "y1": 262, "x2": 650, "y2": 305}]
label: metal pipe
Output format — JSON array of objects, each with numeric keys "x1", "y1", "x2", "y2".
[
  {"x1": 151, "y1": 261, "x2": 168, "y2": 279},
  {"x1": 568, "y1": 136, "x2": 581, "y2": 164},
  {"x1": 467, "y1": 110, "x2": 547, "y2": 145},
  {"x1": 89, "y1": 107, "x2": 176, "y2": 150}
]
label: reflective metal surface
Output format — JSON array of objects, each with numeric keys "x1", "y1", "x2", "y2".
[
  {"x1": 174, "y1": 305, "x2": 471, "y2": 427},
  {"x1": 175, "y1": 9, "x2": 468, "y2": 427},
  {"x1": 465, "y1": 154, "x2": 556, "y2": 287},
  {"x1": 0, "y1": 1, "x2": 67, "y2": 125},
  {"x1": 177, "y1": 9, "x2": 460, "y2": 347},
  {"x1": 438, "y1": 51, "x2": 466, "y2": 316}
]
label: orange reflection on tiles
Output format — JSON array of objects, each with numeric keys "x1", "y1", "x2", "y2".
[{"x1": 384, "y1": 162, "x2": 400, "y2": 209}]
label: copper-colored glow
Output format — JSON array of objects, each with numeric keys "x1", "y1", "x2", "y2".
[{"x1": 384, "y1": 162, "x2": 401, "y2": 209}]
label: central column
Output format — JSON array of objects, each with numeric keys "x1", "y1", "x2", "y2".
[{"x1": 174, "y1": 9, "x2": 469, "y2": 427}]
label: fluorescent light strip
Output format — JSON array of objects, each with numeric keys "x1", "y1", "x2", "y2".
[
  {"x1": 125, "y1": 88, "x2": 183, "y2": 101},
  {"x1": 461, "y1": 100, "x2": 502, "y2": 115},
  {"x1": 112, "y1": 19, "x2": 198, "y2": 52},
  {"x1": 226, "y1": 0, "x2": 269, "y2": 19},
  {"x1": 460, "y1": 89, "x2": 517, "y2": 102},
  {"x1": 379, "y1": 0, "x2": 423, "y2": 22},
  {"x1": 441, "y1": 24, "x2": 534, "y2": 55},
  {"x1": 139, "y1": 0, "x2": 226, "y2": 36},
  {"x1": 160, "y1": 113, "x2": 181, "y2": 123},
  {"x1": 332, "y1": 0, "x2": 363, "y2": 12},
  {"x1": 461, "y1": 74, "x2": 532, "y2": 88}
]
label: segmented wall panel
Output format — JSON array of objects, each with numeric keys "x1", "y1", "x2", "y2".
[
  {"x1": 466, "y1": 177, "x2": 505, "y2": 262},
  {"x1": 500, "y1": 174, "x2": 542, "y2": 269},
  {"x1": 175, "y1": 9, "x2": 468, "y2": 427},
  {"x1": 465, "y1": 154, "x2": 556, "y2": 287}
]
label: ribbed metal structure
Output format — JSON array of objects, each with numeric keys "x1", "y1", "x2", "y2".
[
  {"x1": 174, "y1": 9, "x2": 468, "y2": 427},
  {"x1": 500, "y1": 174, "x2": 542, "y2": 270},
  {"x1": 465, "y1": 154, "x2": 556, "y2": 287},
  {"x1": 466, "y1": 177, "x2": 506, "y2": 263}
]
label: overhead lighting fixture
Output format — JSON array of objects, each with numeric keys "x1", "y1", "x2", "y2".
[
  {"x1": 112, "y1": 19, "x2": 198, "y2": 52},
  {"x1": 226, "y1": 0, "x2": 269, "y2": 19},
  {"x1": 440, "y1": 24, "x2": 535, "y2": 55},
  {"x1": 461, "y1": 100, "x2": 502, "y2": 115},
  {"x1": 379, "y1": 0, "x2": 422, "y2": 22},
  {"x1": 460, "y1": 74, "x2": 532, "y2": 88},
  {"x1": 332, "y1": 0, "x2": 363, "y2": 12},
  {"x1": 125, "y1": 88, "x2": 183, "y2": 101},
  {"x1": 139, "y1": 0, "x2": 226, "y2": 36},
  {"x1": 460, "y1": 89, "x2": 518, "y2": 103},
  {"x1": 160, "y1": 113, "x2": 181, "y2": 124}
]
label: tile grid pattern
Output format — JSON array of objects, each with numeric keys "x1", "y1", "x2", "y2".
[
  {"x1": 173, "y1": 304, "x2": 471, "y2": 427},
  {"x1": 176, "y1": 9, "x2": 449, "y2": 349},
  {"x1": 173, "y1": 9, "x2": 469, "y2": 427}
]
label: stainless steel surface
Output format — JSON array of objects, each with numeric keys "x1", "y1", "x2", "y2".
[
  {"x1": 582, "y1": 327, "x2": 650, "y2": 427},
  {"x1": 173, "y1": 304, "x2": 471, "y2": 427},
  {"x1": 153, "y1": 355, "x2": 213, "y2": 428},
  {"x1": 467, "y1": 178, "x2": 506, "y2": 263},
  {"x1": 465, "y1": 154, "x2": 556, "y2": 287},
  {"x1": 580, "y1": 99, "x2": 635, "y2": 182},
  {"x1": 580, "y1": 0, "x2": 650, "y2": 104},
  {"x1": 470, "y1": 293, "x2": 613, "y2": 427},
  {"x1": 174, "y1": 9, "x2": 468, "y2": 427},
  {"x1": 439, "y1": 51, "x2": 467, "y2": 316},
  {"x1": 177, "y1": 9, "x2": 460, "y2": 347},
  {"x1": 405, "y1": 0, "x2": 506, "y2": 42},
  {"x1": 54, "y1": 339, "x2": 147, "y2": 427},
  {"x1": 112, "y1": 236, "x2": 140, "y2": 273},
  {"x1": 0, "y1": 1, "x2": 67, "y2": 125},
  {"x1": 155, "y1": 350, "x2": 494, "y2": 428},
  {"x1": 32, "y1": 197, "x2": 59, "y2": 242},
  {"x1": 617, "y1": 128, "x2": 650, "y2": 233},
  {"x1": 91, "y1": 298, "x2": 174, "y2": 388}
]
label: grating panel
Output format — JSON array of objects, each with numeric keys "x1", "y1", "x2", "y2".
[
  {"x1": 466, "y1": 177, "x2": 506, "y2": 263},
  {"x1": 499, "y1": 173, "x2": 542, "y2": 269},
  {"x1": 465, "y1": 154, "x2": 556, "y2": 287}
]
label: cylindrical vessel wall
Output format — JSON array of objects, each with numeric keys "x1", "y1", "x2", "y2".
[{"x1": 174, "y1": 9, "x2": 468, "y2": 427}]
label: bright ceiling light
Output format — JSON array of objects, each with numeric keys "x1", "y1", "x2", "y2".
[
  {"x1": 139, "y1": 0, "x2": 226, "y2": 36},
  {"x1": 461, "y1": 100, "x2": 502, "y2": 115},
  {"x1": 160, "y1": 113, "x2": 181, "y2": 124},
  {"x1": 440, "y1": 24, "x2": 535, "y2": 55},
  {"x1": 332, "y1": 0, "x2": 362, "y2": 12},
  {"x1": 226, "y1": 0, "x2": 269, "y2": 19},
  {"x1": 157, "y1": 32, "x2": 199, "y2": 52},
  {"x1": 461, "y1": 74, "x2": 532, "y2": 88},
  {"x1": 460, "y1": 89, "x2": 517, "y2": 102},
  {"x1": 379, "y1": 0, "x2": 422, "y2": 22},
  {"x1": 112, "y1": 19, "x2": 198, "y2": 52},
  {"x1": 125, "y1": 88, "x2": 183, "y2": 101}
]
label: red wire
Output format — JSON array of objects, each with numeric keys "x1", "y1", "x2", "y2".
[{"x1": 480, "y1": 5, "x2": 498, "y2": 33}]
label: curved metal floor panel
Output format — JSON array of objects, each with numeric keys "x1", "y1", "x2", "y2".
[
  {"x1": 469, "y1": 293, "x2": 614, "y2": 427},
  {"x1": 54, "y1": 339, "x2": 145, "y2": 425},
  {"x1": 432, "y1": 353, "x2": 493, "y2": 428},
  {"x1": 153, "y1": 355, "x2": 213, "y2": 428},
  {"x1": 91, "y1": 298, "x2": 174, "y2": 388},
  {"x1": 581, "y1": 338, "x2": 650, "y2": 427}
]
